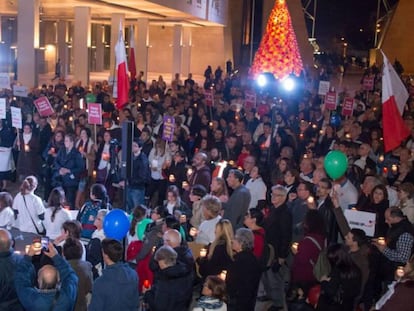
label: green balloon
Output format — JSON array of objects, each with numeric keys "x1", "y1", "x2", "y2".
[
  {"x1": 86, "y1": 93, "x2": 96, "y2": 103},
  {"x1": 324, "y1": 150, "x2": 348, "y2": 180}
]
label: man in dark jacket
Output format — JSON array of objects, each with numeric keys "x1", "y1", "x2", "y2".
[
  {"x1": 144, "y1": 245, "x2": 193, "y2": 311},
  {"x1": 182, "y1": 152, "x2": 211, "y2": 206},
  {"x1": 53, "y1": 133, "x2": 85, "y2": 209},
  {"x1": 89, "y1": 239, "x2": 139, "y2": 311},
  {"x1": 0, "y1": 229, "x2": 24, "y2": 311},
  {"x1": 14, "y1": 240, "x2": 78, "y2": 311},
  {"x1": 121, "y1": 138, "x2": 150, "y2": 212},
  {"x1": 262, "y1": 185, "x2": 292, "y2": 310},
  {"x1": 223, "y1": 169, "x2": 251, "y2": 230}
]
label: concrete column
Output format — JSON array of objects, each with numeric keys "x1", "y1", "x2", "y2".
[
  {"x1": 172, "y1": 24, "x2": 183, "y2": 81},
  {"x1": 136, "y1": 19, "x2": 149, "y2": 82},
  {"x1": 110, "y1": 13, "x2": 125, "y2": 74},
  {"x1": 17, "y1": 0, "x2": 39, "y2": 87},
  {"x1": 181, "y1": 27, "x2": 192, "y2": 77},
  {"x1": 56, "y1": 20, "x2": 69, "y2": 78},
  {"x1": 95, "y1": 24, "x2": 105, "y2": 72},
  {"x1": 73, "y1": 7, "x2": 91, "y2": 85}
]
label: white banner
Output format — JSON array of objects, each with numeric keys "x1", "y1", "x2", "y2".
[
  {"x1": 0, "y1": 98, "x2": 6, "y2": 119},
  {"x1": 0, "y1": 147, "x2": 13, "y2": 172},
  {"x1": 318, "y1": 80, "x2": 330, "y2": 96},
  {"x1": 344, "y1": 209, "x2": 376, "y2": 237},
  {"x1": 13, "y1": 85, "x2": 29, "y2": 97},
  {"x1": 11, "y1": 106, "x2": 22, "y2": 129},
  {"x1": 0, "y1": 73, "x2": 11, "y2": 90}
]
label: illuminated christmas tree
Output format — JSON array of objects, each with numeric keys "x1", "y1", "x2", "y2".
[{"x1": 250, "y1": 0, "x2": 303, "y2": 79}]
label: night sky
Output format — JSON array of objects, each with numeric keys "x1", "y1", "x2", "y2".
[{"x1": 314, "y1": 0, "x2": 399, "y2": 50}]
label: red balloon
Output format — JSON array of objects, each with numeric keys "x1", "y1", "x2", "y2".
[{"x1": 307, "y1": 284, "x2": 321, "y2": 307}]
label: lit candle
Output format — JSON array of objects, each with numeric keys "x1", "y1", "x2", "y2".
[
  {"x1": 33, "y1": 241, "x2": 42, "y2": 255},
  {"x1": 50, "y1": 147, "x2": 55, "y2": 154},
  {"x1": 291, "y1": 242, "x2": 299, "y2": 254},
  {"x1": 187, "y1": 168, "x2": 193, "y2": 176},
  {"x1": 24, "y1": 144, "x2": 30, "y2": 152},
  {"x1": 200, "y1": 248, "x2": 207, "y2": 258},
  {"x1": 312, "y1": 124, "x2": 317, "y2": 129},
  {"x1": 219, "y1": 270, "x2": 227, "y2": 281},
  {"x1": 92, "y1": 170, "x2": 97, "y2": 178},
  {"x1": 396, "y1": 266, "x2": 405, "y2": 278},
  {"x1": 152, "y1": 246, "x2": 156, "y2": 253},
  {"x1": 194, "y1": 103, "x2": 198, "y2": 108},
  {"x1": 319, "y1": 129, "x2": 324, "y2": 135},
  {"x1": 378, "y1": 155, "x2": 384, "y2": 162},
  {"x1": 69, "y1": 116, "x2": 73, "y2": 122},
  {"x1": 391, "y1": 164, "x2": 398, "y2": 174},
  {"x1": 63, "y1": 104, "x2": 68, "y2": 110},
  {"x1": 377, "y1": 237, "x2": 386, "y2": 245},
  {"x1": 345, "y1": 133, "x2": 351, "y2": 139},
  {"x1": 299, "y1": 133, "x2": 304, "y2": 139},
  {"x1": 143, "y1": 279, "x2": 151, "y2": 289},
  {"x1": 307, "y1": 196, "x2": 314, "y2": 204},
  {"x1": 169, "y1": 174, "x2": 176, "y2": 182},
  {"x1": 209, "y1": 121, "x2": 213, "y2": 128},
  {"x1": 102, "y1": 152, "x2": 110, "y2": 161},
  {"x1": 189, "y1": 227, "x2": 198, "y2": 237}
]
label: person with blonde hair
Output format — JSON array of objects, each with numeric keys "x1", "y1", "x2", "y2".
[
  {"x1": 196, "y1": 195, "x2": 222, "y2": 245},
  {"x1": 198, "y1": 219, "x2": 234, "y2": 279}
]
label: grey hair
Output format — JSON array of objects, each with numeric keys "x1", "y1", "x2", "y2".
[
  {"x1": 235, "y1": 228, "x2": 254, "y2": 252},
  {"x1": 97, "y1": 209, "x2": 109, "y2": 218},
  {"x1": 154, "y1": 245, "x2": 177, "y2": 266},
  {"x1": 271, "y1": 184, "x2": 288, "y2": 197}
]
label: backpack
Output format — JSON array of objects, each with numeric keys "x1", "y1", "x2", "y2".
[{"x1": 254, "y1": 230, "x2": 275, "y2": 271}]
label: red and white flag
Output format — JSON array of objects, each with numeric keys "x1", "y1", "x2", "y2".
[
  {"x1": 128, "y1": 26, "x2": 136, "y2": 80},
  {"x1": 115, "y1": 24, "x2": 129, "y2": 110},
  {"x1": 381, "y1": 51, "x2": 410, "y2": 152}
]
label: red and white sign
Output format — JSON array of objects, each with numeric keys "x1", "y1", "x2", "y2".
[
  {"x1": 342, "y1": 97, "x2": 354, "y2": 116},
  {"x1": 363, "y1": 76, "x2": 374, "y2": 91},
  {"x1": 34, "y1": 96, "x2": 54, "y2": 117},
  {"x1": 324, "y1": 91, "x2": 337, "y2": 110},
  {"x1": 88, "y1": 103, "x2": 102, "y2": 125},
  {"x1": 204, "y1": 89, "x2": 214, "y2": 107},
  {"x1": 244, "y1": 91, "x2": 257, "y2": 110}
]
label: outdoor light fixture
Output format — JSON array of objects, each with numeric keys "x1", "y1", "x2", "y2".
[{"x1": 281, "y1": 75, "x2": 295, "y2": 92}]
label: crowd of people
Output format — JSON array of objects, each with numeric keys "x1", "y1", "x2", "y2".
[{"x1": 0, "y1": 64, "x2": 414, "y2": 311}]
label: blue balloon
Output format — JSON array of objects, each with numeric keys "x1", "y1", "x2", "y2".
[{"x1": 103, "y1": 209, "x2": 130, "y2": 240}]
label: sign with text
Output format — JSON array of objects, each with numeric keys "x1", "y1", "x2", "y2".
[
  {"x1": 0, "y1": 73, "x2": 11, "y2": 89},
  {"x1": 344, "y1": 209, "x2": 376, "y2": 237},
  {"x1": 0, "y1": 98, "x2": 6, "y2": 119},
  {"x1": 162, "y1": 115, "x2": 175, "y2": 142},
  {"x1": 342, "y1": 97, "x2": 354, "y2": 116},
  {"x1": 11, "y1": 106, "x2": 22, "y2": 129},
  {"x1": 34, "y1": 96, "x2": 54, "y2": 117},
  {"x1": 324, "y1": 91, "x2": 337, "y2": 110},
  {"x1": 244, "y1": 91, "x2": 257, "y2": 110},
  {"x1": 318, "y1": 80, "x2": 330, "y2": 96},
  {"x1": 204, "y1": 89, "x2": 214, "y2": 107},
  {"x1": 87, "y1": 103, "x2": 102, "y2": 125},
  {"x1": 363, "y1": 76, "x2": 374, "y2": 91},
  {"x1": 13, "y1": 85, "x2": 28, "y2": 97}
]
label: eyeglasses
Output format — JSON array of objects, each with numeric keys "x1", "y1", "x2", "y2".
[{"x1": 271, "y1": 193, "x2": 284, "y2": 197}]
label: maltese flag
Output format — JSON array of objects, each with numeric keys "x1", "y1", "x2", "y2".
[
  {"x1": 381, "y1": 51, "x2": 410, "y2": 152},
  {"x1": 115, "y1": 24, "x2": 129, "y2": 110},
  {"x1": 129, "y1": 26, "x2": 136, "y2": 80}
]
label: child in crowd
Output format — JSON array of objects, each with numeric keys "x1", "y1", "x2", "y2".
[{"x1": 193, "y1": 275, "x2": 227, "y2": 311}]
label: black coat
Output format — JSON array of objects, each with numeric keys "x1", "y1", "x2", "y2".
[
  {"x1": 226, "y1": 251, "x2": 262, "y2": 311},
  {"x1": 198, "y1": 242, "x2": 233, "y2": 278},
  {"x1": 144, "y1": 262, "x2": 193, "y2": 311}
]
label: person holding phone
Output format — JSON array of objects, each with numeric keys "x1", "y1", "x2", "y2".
[{"x1": 14, "y1": 241, "x2": 78, "y2": 311}]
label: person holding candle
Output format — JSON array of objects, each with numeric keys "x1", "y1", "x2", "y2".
[
  {"x1": 198, "y1": 219, "x2": 234, "y2": 279},
  {"x1": 94, "y1": 130, "x2": 112, "y2": 185},
  {"x1": 373, "y1": 207, "x2": 414, "y2": 285},
  {"x1": 375, "y1": 255, "x2": 414, "y2": 311},
  {"x1": 42, "y1": 130, "x2": 65, "y2": 200},
  {"x1": 15, "y1": 123, "x2": 41, "y2": 182},
  {"x1": 74, "y1": 127, "x2": 96, "y2": 209},
  {"x1": 143, "y1": 245, "x2": 193, "y2": 311}
]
